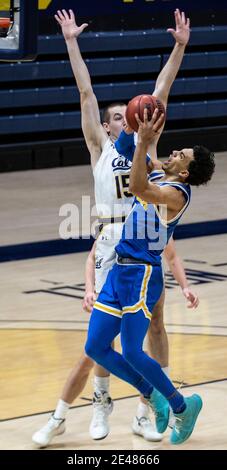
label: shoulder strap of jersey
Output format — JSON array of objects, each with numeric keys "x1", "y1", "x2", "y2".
[
  {"x1": 156, "y1": 181, "x2": 191, "y2": 225},
  {"x1": 148, "y1": 170, "x2": 165, "y2": 182},
  {"x1": 159, "y1": 181, "x2": 191, "y2": 202}
]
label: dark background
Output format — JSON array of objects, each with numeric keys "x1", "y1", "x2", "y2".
[
  {"x1": 1, "y1": 0, "x2": 227, "y2": 172},
  {"x1": 39, "y1": 0, "x2": 227, "y2": 33}
]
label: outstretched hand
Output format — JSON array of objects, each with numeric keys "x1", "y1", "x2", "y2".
[
  {"x1": 167, "y1": 8, "x2": 190, "y2": 46},
  {"x1": 55, "y1": 9, "x2": 88, "y2": 40}
]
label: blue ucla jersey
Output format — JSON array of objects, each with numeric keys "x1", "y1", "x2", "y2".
[{"x1": 116, "y1": 171, "x2": 191, "y2": 265}]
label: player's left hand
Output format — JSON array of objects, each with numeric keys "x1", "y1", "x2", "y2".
[
  {"x1": 82, "y1": 291, "x2": 97, "y2": 313},
  {"x1": 167, "y1": 9, "x2": 190, "y2": 46},
  {"x1": 182, "y1": 287, "x2": 199, "y2": 309}
]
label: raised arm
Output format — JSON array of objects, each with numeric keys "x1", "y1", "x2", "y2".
[
  {"x1": 116, "y1": 10, "x2": 190, "y2": 167},
  {"x1": 164, "y1": 238, "x2": 199, "y2": 308},
  {"x1": 148, "y1": 9, "x2": 190, "y2": 157},
  {"x1": 55, "y1": 9, "x2": 107, "y2": 167},
  {"x1": 154, "y1": 9, "x2": 190, "y2": 107}
]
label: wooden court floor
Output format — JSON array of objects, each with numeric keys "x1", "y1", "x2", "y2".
[
  {"x1": 1, "y1": 153, "x2": 227, "y2": 449},
  {"x1": 1, "y1": 234, "x2": 227, "y2": 449}
]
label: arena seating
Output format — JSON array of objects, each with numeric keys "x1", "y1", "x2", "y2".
[{"x1": 0, "y1": 25, "x2": 227, "y2": 170}]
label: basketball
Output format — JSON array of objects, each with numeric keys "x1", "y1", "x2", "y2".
[
  {"x1": 0, "y1": 17, "x2": 11, "y2": 29},
  {"x1": 125, "y1": 94, "x2": 166, "y2": 132}
]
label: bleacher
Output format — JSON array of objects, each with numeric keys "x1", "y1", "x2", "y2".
[{"x1": 0, "y1": 25, "x2": 227, "y2": 171}]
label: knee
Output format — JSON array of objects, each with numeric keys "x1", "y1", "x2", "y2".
[
  {"x1": 85, "y1": 337, "x2": 104, "y2": 363},
  {"x1": 80, "y1": 354, "x2": 94, "y2": 374},
  {"x1": 85, "y1": 338, "x2": 98, "y2": 361}
]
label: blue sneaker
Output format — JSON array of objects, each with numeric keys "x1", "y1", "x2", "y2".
[
  {"x1": 148, "y1": 389, "x2": 169, "y2": 433},
  {"x1": 170, "y1": 394, "x2": 203, "y2": 445}
]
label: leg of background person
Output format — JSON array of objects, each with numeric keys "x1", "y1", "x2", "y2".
[
  {"x1": 132, "y1": 294, "x2": 167, "y2": 440},
  {"x1": 90, "y1": 344, "x2": 114, "y2": 440},
  {"x1": 146, "y1": 290, "x2": 176, "y2": 428},
  {"x1": 32, "y1": 352, "x2": 94, "y2": 447},
  {"x1": 60, "y1": 353, "x2": 94, "y2": 405},
  {"x1": 147, "y1": 289, "x2": 169, "y2": 371},
  {"x1": 93, "y1": 362, "x2": 110, "y2": 394}
]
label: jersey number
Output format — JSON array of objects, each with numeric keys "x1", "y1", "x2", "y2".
[{"x1": 115, "y1": 174, "x2": 133, "y2": 199}]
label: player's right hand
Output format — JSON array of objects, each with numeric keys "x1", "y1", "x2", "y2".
[
  {"x1": 182, "y1": 287, "x2": 199, "y2": 309},
  {"x1": 82, "y1": 291, "x2": 97, "y2": 313},
  {"x1": 135, "y1": 108, "x2": 165, "y2": 145},
  {"x1": 55, "y1": 9, "x2": 88, "y2": 41}
]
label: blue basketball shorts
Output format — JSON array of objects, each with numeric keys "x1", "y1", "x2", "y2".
[{"x1": 94, "y1": 261, "x2": 164, "y2": 320}]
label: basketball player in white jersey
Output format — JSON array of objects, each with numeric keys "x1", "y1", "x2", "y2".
[{"x1": 32, "y1": 9, "x2": 197, "y2": 447}]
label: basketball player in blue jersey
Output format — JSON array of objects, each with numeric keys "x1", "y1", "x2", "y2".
[
  {"x1": 32, "y1": 9, "x2": 198, "y2": 447},
  {"x1": 85, "y1": 109, "x2": 215, "y2": 444}
]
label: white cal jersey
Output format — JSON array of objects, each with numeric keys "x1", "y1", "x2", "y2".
[
  {"x1": 93, "y1": 138, "x2": 135, "y2": 293},
  {"x1": 93, "y1": 138, "x2": 134, "y2": 218}
]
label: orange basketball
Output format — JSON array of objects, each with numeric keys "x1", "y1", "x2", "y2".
[
  {"x1": 125, "y1": 94, "x2": 166, "y2": 132},
  {"x1": 0, "y1": 18, "x2": 11, "y2": 29}
]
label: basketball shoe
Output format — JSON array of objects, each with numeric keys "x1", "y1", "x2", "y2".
[
  {"x1": 168, "y1": 408, "x2": 176, "y2": 429},
  {"x1": 148, "y1": 388, "x2": 169, "y2": 433},
  {"x1": 170, "y1": 394, "x2": 203, "y2": 444},
  {"x1": 32, "y1": 415, "x2": 65, "y2": 447},
  {"x1": 132, "y1": 416, "x2": 163, "y2": 441},
  {"x1": 89, "y1": 391, "x2": 113, "y2": 440}
]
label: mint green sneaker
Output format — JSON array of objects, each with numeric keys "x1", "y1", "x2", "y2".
[
  {"x1": 148, "y1": 388, "x2": 169, "y2": 433},
  {"x1": 170, "y1": 394, "x2": 203, "y2": 445}
]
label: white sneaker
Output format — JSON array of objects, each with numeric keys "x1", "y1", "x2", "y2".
[
  {"x1": 168, "y1": 408, "x2": 176, "y2": 429},
  {"x1": 32, "y1": 416, "x2": 65, "y2": 447},
  {"x1": 132, "y1": 416, "x2": 163, "y2": 442},
  {"x1": 89, "y1": 391, "x2": 113, "y2": 440}
]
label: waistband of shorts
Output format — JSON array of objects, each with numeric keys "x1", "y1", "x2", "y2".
[
  {"x1": 117, "y1": 255, "x2": 151, "y2": 266},
  {"x1": 95, "y1": 216, "x2": 126, "y2": 237},
  {"x1": 98, "y1": 216, "x2": 126, "y2": 225}
]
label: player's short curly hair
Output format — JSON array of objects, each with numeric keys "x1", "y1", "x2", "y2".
[{"x1": 185, "y1": 145, "x2": 215, "y2": 186}]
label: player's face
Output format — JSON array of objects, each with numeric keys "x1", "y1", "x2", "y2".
[
  {"x1": 162, "y1": 148, "x2": 194, "y2": 179},
  {"x1": 106, "y1": 105, "x2": 127, "y2": 140}
]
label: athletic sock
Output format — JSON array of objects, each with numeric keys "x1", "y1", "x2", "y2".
[
  {"x1": 94, "y1": 375, "x2": 110, "y2": 395},
  {"x1": 53, "y1": 399, "x2": 70, "y2": 420},
  {"x1": 137, "y1": 401, "x2": 149, "y2": 419},
  {"x1": 168, "y1": 391, "x2": 186, "y2": 414}
]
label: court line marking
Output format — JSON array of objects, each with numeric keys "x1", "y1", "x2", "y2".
[
  {"x1": 0, "y1": 320, "x2": 89, "y2": 324},
  {"x1": 0, "y1": 320, "x2": 227, "y2": 338},
  {"x1": 1, "y1": 378, "x2": 227, "y2": 423},
  {"x1": 1, "y1": 320, "x2": 227, "y2": 329}
]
